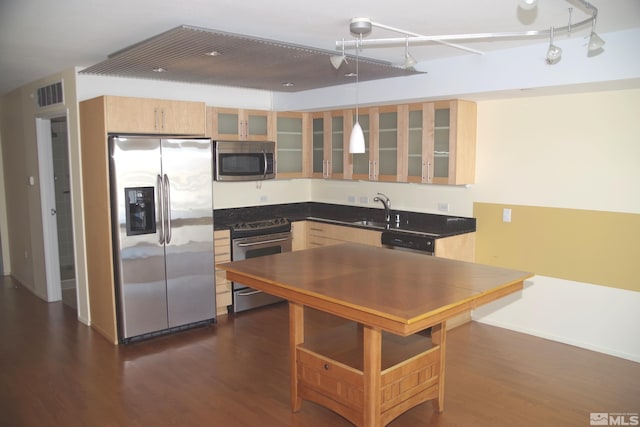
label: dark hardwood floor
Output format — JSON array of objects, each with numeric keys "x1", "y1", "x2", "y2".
[{"x1": 1, "y1": 276, "x2": 638, "y2": 426}]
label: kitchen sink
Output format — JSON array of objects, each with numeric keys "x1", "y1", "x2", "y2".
[{"x1": 350, "y1": 220, "x2": 388, "y2": 229}]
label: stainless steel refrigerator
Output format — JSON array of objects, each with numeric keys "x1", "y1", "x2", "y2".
[{"x1": 109, "y1": 135, "x2": 215, "y2": 343}]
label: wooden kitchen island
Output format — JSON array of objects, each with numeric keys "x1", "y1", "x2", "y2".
[{"x1": 219, "y1": 243, "x2": 533, "y2": 426}]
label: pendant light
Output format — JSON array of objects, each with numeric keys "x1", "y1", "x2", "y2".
[{"x1": 349, "y1": 37, "x2": 366, "y2": 154}]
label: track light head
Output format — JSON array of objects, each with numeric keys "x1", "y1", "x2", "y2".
[
  {"x1": 545, "y1": 26, "x2": 562, "y2": 65},
  {"x1": 330, "y1": 55, "x2": 347, "y2": 69},
  {"x1": 546, "y1": 44, "x2": 562, "y2": 64},
  {"x1": 588, "y1": 32, "x2": 605, "y2": 52},
  {"x1": 403, "y1": 53, "x2": 417, "y2": 69}
]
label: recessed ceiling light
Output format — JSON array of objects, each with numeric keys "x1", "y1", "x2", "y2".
[
  {"x1": 205, "y1": 51, "x2": 221, "y2": 57},
  {"x1": 345, "y1": 72, "x2": 357, "y2": 78},
  {"x1": 152, "y1": 67, "x2": 167, "y2": 73},
  {"x1": 282, "y1": 82, "x2": 294, "y2": 87}
]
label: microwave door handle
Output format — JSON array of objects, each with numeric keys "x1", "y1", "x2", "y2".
[
  {"x1": 157, "y1": 174, "x2": 165, "y2": 244},
  {"x1": 164, "y1": 174, "x2": 172, "y2": 244},
  {"x1": 262, "y1": 149, "x2": 267, "y2": 180}
]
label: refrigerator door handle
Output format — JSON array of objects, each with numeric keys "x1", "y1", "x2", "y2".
[
  {"x1": 164, "y1": 174, "x2": 172, "y2": 244},
  {"x1": 157, "y1": 174, "x2": 165, "y2": 244}
]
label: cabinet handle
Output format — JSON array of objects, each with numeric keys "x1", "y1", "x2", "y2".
[
  {"x1": 426, "y1": 161, "x2": 431, "y2": 183},
  {"x1": 369, "y1": 160, "x2": 377, "y2": 180},
  {"x1": 241, "y1": 120, "x2": 248, "y2": 139},
  {"x1": 154, "y1": 108, "x2": 159, "y2": 130},
  {"x1": 161, "y1": 109, "x2": 165, "y2": 130}
]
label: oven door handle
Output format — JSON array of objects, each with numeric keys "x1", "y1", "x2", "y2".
[
  {"x1": 236, "y1": 289, "x2": 264, "y2": 297},
  {"x1": 235, "y1": 237, "x2": 291, "y2": 247}
]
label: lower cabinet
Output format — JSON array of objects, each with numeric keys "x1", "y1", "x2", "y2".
[
  {"x1": 435, "y1": 232, "x2": 476, "y2": 262},
  {"x1": 291, "y1": 221, "x2": 307, "y2": 251},
  {"x1": 214, "y1": 230, "x2": 232, "y2": 316},
  {"x1": 306, "y1": 221, "x2": 382, "y2": 248}
]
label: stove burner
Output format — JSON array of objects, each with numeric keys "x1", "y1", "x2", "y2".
[{"x1": 230, "y1": 217, "x2": 291, "y2": 238}]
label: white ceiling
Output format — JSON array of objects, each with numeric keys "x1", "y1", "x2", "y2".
[{"x1": 1, "y1": 0, "x2": 639, "y2": 96}]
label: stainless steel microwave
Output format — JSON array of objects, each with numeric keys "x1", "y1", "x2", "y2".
[{"x1": 214, "y1": 140, "x2": 275, "y2": 181}]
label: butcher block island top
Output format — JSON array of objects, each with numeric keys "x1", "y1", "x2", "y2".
[{"x1": 219, "y1": 243, "x2": 533, "y2": 426}]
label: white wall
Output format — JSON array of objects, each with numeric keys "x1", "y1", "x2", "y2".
[
  {"x1": 474, "y1": 277, "x2": 640, "y2": 362},
  {"x1": 76, "y1": 73, "x2": 274, "y2": 108},
  {"x1": 212, "y1": 179, "x2": 310, "y2": 209},
  {"x1": 470, "y1": 90, "x2": 640, "y2": 214},
  {"x1": 469, "y1": 89, "x2": 640, "y2": 362}
]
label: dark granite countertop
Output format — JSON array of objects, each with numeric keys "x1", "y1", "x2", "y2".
[{"x1": 214, "y1": 202, "x2": 475, "y2": 238}]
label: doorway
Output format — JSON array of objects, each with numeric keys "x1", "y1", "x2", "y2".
[
  {"x1": 35, "y1": 115, "x2": 77, "y2": 310},
  {"x1": 50, "y1": 117, "x2": 76, "y2": 310}
]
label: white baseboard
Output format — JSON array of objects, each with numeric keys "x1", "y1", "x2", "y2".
[{"x1": 472, "y1": 276, "x2": 640, "y2": 363}]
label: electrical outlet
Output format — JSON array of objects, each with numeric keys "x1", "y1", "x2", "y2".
[
  {"x1": 502, "y1": 208, "x2": 512, "y2": 223},
  {"x1": 437, "y1": 202, "x2": 450, "y2": 212},
  {"x1": 347, "y1": 195, "x2": 356, "y2": 203},
  {"x1": 359, "y1": 196, "x2": 369, "y2": 204},
  {"x1": 259, "y1": 195, "x2": 268, "y2": 202}
]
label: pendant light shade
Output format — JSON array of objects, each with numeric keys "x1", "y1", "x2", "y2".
[
  {"x1": 349, "y1": 121, "x2": 365, "y2": 153},
  {"x1": 349, "y1": 35, "x2": 365, "y2": 154}
]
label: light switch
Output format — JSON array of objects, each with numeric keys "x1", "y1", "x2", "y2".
[{"x1": 502, "y1": 208, "x2": 512, "y2": 223}]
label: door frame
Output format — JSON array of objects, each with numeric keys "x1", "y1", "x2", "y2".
[{"x1": 35, "y1": 115, "x2": 68, "y2": 302}]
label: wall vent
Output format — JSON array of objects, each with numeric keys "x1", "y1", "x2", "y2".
[{"x1": 36, "y1": 81, "x2": 63, "y2": 107}]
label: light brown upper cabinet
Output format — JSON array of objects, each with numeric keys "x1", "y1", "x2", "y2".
[
  {"x1": 405, "y1": 100, "x2": 477, "y2": 185},
  {"x1": 349, "y1": 106, "x2": 405, "y2": 182},
  {"x1": 311, "y1": 110, "x2": 353, "y2": 180},
  {"x1": 104, "y1": 96, "x2": 206, "y2": 135},
  {"x1": 275, "y1": 111, "x2": 311, "y2": 179},
  {"x1": 207, "y1": 107, "x2": 274, "y2": 141}
]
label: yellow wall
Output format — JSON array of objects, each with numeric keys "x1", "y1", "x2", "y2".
[{"x1": 474, "y1": 203, "x2": 640, "y2": 292}]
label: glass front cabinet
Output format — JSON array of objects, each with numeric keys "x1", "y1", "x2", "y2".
[
  {"x1": 310, "y1": 110, "x2": 352, "y2": 179},
  {"x1": 404, "y1": 100, "x2": 477, "y2": 185},
  {"x1": 275, "y1": 112, "x2": 310, "y2": 178},
  {"x1": 272, "y1": 99, "x2": 475, "y2": 184},
  {"x1": 351, "y1": 109, "x2": 372, "y2": 181},
  {"x1": 208, "y1": 107, "x2": 274, "y2": 141}
]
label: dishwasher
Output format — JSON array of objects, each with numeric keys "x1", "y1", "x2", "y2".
[{"x1": 381, "y1": 230, "x2": 435, "y2": 255}]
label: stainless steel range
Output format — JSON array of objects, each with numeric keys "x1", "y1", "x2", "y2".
[{"x1": 229, "y1": 217, "x2": 292, "y2": 313}]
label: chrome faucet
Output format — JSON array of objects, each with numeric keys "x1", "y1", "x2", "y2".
[{"x1": 373, "y1": 192, "x2": 391, "y2": 225}]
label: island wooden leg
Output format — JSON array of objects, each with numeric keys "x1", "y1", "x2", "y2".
[
  {"x1": 289, "y1": 302, "x2": 304, "y2": 412},
  {"x1": 431, "y1": 321, "x2": 447, "y2": 413},
  {"x1": 363, "y1": 325, "x2": 382, "y2": 426}
]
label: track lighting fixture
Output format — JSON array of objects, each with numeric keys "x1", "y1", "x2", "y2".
[
  {"x1": 333, "y1": 0, "x2": 604, "y2": 69},
  {"x1": 588, "y1": 31, "x2": 605, "y2": 51},
  {"x1": 330, "y1": 40, "x2": 348, "y2": 69},
  {"x1": 587, "y1": 14, "x2": 605, "y2": 53},
  {"x1": 402, "y1": 37, "x2": 417, "y2": 70},
  {"x1": 546, "y1": 26, "x2": 562, "y2": 64}
]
